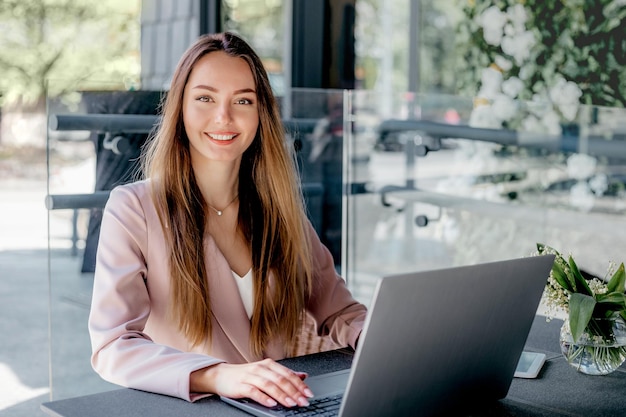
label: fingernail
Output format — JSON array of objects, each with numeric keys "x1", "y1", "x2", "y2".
[
  {"x1": 298, "y1": 396, "x2": 310, "y2": 407},
  {"x1": 267, "y1": 399, "x2": 277, "y2": 407},
  {"x1": 304, "y1": 388, "x2": 314, "y2": 398},
  {"x1": 285, "y1": 397, "x2": 297, "y2": 407}
]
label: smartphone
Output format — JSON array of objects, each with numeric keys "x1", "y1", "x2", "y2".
[{"x1": 514, "y1": 351, "x2": 546, "y2": 378}]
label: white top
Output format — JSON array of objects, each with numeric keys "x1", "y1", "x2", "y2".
[{"x1": 232, "y1": 269, "x2": 254, "y2": 319}]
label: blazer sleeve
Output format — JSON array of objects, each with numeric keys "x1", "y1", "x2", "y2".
[
  {"x1": 305, "y1": 224, "x2": 367, "y2": 349},
  {"x1": 88, "y1": 185, "x2": 223, "y2": 402}
]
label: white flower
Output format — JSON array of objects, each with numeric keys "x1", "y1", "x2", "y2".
[
  {"x1": 494, "y1": 55, "x2": 513, "y2": 72},
  {"x1": 569, "y1": 181, "x2": 595, "y2": 212},
  {"x1": 518, "y1": 63, "x2": 536, "y2": 80},
  {"x1": 478, "y1": 6, "x2": 508, "y2": 46},
  {"x1": 589, "y1": 173, "x2": 608, "y2": 196},
  {"x1": 540, "y1": 110, "x2": 562, "y2": 136},
  {"x1": 606, "y1": 261, "x2": 618, "y2": 278},
  {"x1": 501, "y1": 30, "x2": 536, "y2": 66},
  {"x1": 549, "y1": 76, "x2": 583, "y2": 121},
  {"x1": 567, "y1": 153, "x2": 597, "y2": 180},
  {"x1": 521, "y1": 114, "x2": 543, "y2": 133},
  {"x1": 477, "y1": 66, "x2": 503, "y2": 99},
  {"x1": 503, "y1": 23, "x2": 516, "y2": 37},
  {"x1": 501, "y1": 76, "x2": 524, "y2": 98},
  {"x1": 492, "y1": 94, "x2": 518, "y2": 121},
  {"x1": 588, "y1": 278, "x2": 609, "y2": 295},
  {"x1": 544, "y1": 274, "x2": 570, "y2": 312},
  {"x1": 506, "y1": 4, "x2": 528, "y2": 32},
  {"x1": 519, "y1": 109, "x2": 561, "y2": 135},
  {"x1": 469, "y1": 104, "x2": 501, "y2": 129},
  {"x1": 527, "y1": 93, "x2": 552, "y2": 116}
]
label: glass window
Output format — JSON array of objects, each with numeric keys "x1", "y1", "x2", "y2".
[
  {"x1": 355, "y1": 0, "x2": 463, "y2": 95},
  {"x1": 223, "y1": 0, "x2": 286, "y2": 95}
]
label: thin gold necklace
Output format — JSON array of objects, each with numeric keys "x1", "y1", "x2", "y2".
[{"x1": 208, "y1": 195, "x2": 238, "y2": 216}]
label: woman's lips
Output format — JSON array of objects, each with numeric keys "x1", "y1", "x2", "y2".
[{"x1": 206, "y1": 132, "x2": 238, "y2": 141}]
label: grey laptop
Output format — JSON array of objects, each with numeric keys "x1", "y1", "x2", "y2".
[{"x1": 221, "y1": 255, "x2": 555, "y2": 417}]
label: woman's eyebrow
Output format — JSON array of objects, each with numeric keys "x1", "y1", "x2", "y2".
[{"x1": 191, "y1": 84, "x2": 256, "y2": 95}]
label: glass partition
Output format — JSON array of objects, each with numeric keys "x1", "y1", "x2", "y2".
[
  {"x1": 287, "y1": 89, "x2": 346, "y2": 269},
  {"x1": 46, "y1": 88, "x2": 161, "y2": 399},
  {"x1": 343, "y1": 90, "x2": 626, "y2": 307}
]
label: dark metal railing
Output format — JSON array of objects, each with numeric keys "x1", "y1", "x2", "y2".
[
  {"x1": 378, "y1": 119, "x2": 626, "y2": 159},
  {"x1": 45, "y1": 184, "x2": 325, "y2": 255},
  {"x1": 49, "y1": 113, "x2": 626, "y2": 248},
  {"x1": 49, "y1": 114, "x2": 321, "y2": 135},
  {"x1": 45, "y1": 183, "x2": 324, "y2": 212},
  {"x1": 49, "y1": 114, "x2": 158, "y2": 133},
  {"x1": 45, "y1": 192, "x2": 112, "y2": 210},
  {"x1": 47, "y1": 113, "x2": 326, "y2": 254}
]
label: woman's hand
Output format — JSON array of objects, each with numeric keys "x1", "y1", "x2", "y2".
[{"x1": 191, "y1": 359, "x2": 314, "y2": 408}]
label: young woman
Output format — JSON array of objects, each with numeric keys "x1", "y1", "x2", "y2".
[{"x1": 88, "y1": 32, "x2": 366, "y2": 409}]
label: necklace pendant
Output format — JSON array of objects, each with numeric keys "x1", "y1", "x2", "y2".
[{"x1": 208, "y1": 195, "x2": 237, "y2": 217}]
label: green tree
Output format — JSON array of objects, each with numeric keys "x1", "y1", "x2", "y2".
[
  {"x1": 0, "y1": 0, "x2": 140, "y2": 110},
  {"x1": 355, "y1": 0, "x2": 464, "y2": 94}
]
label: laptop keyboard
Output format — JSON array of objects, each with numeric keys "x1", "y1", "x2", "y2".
[{"x1": 270, "y1": 393, "x2": 343, "y2": 416}]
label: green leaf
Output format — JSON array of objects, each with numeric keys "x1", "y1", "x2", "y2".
[
  {"x1": 596, "y1": 292, "x2": 626, "y2": 305},
  {"x1": 607, "y1": 263, "x2": 625, "y2": 294},
  {"x1": 569, "y1": 293, "x2": 596, "y2": 343},
  {"x1": 551, "y1": 261, "x2": 574, "y2": 292},
  {"x1": 536, "y1": 243, "x2": 573, "y2": 291},
  {"x1": 595, "y1": 292, "x2": 626, "y2": 312},
  {"x1": 568, "y1": 256, "x2": 593, "y2": 296}
]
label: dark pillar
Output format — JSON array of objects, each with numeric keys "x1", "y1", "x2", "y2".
[
  {"x1": 291, "y1": 0, "x2": 356, "y2": 89},
  {"x1": 199, "y1": 0, "x2": 222, "y2": 35},
  {"x1": 291, "y1": 0, "x2": 326, "y2": 89}
]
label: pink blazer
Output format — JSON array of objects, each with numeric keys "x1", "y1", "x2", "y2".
[{"x1": 88, "y1": 180, "x2": 366, "y2": 401}]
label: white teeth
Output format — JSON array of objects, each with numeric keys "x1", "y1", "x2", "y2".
[{"x1": 208, "y1": 133, "x2": 236, "y2": 140}]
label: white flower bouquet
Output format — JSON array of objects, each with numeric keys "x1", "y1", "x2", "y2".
[{"x1": 536, "y1": 243, "x2": 626, "y2": 374}]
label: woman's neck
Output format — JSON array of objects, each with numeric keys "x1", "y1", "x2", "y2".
[{"x1": 192, "y1": 160, "x2": 240, "y2": 209}]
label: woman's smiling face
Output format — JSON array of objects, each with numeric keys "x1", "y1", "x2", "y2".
[{"x1": 182, "y1": 51, "x2": 259, "y2": 166}]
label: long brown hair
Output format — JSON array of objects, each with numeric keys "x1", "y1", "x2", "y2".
[{"x1": 141, "y1": 32, "x2": 313, "y2": 356}]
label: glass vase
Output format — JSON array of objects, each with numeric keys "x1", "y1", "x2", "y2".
[{"x1": 559, "y1": 315, "x2": 626, "y2": 375}]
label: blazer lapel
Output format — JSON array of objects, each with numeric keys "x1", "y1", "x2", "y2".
[{"x1": 204, "y1": 235, "x2": 259, "y2": 362}]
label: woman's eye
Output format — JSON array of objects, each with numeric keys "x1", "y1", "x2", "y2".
[
  {"x1": 197, "y1": 96, "x2": 212, "y2": 103},
  {"x1": 235, "y1": 98, "x2": 253, "y2": 105}
]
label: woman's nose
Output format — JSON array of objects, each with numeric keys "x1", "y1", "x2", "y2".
[{"x1": 214, "y1": 102, "x2": 232, "y2": 125}]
